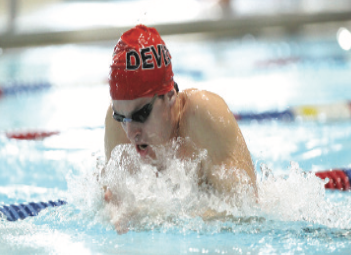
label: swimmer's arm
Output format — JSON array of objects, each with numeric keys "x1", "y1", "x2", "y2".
[
  {"x1": 100, "y1": 104, "x2": 130, "y2": 185},
  {"x1": 183, "y1": 91, "x2": 256, "y2": 194},
  {"x1": 102, "y1": 105, "x2": 137, "y2": 234},
  {"x1": 104, "y1": 104, "x2": 130, "y2": 162}
]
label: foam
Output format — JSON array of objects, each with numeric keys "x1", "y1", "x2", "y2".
[{"x1": 66, "y1": 141, "x2": 351, "y2": 234}]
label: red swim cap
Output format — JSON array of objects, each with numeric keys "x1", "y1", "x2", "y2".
[{"x1": 109, "y1": 25, "x2": 174, "y2": 100}]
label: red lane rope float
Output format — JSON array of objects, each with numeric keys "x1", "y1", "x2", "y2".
[
  {"x1": 315, "y1": 169, "x2": 351, "y2": 191},
  {"x1": 6, "y1": 131, "x2": 60, "y2": 140},
  {"x1": 4, "y1": 126, "x2": 104, "y2": 140}
]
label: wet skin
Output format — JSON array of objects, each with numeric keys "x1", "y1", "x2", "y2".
[{"x1": 103, "y1": 88, "x2": 256, "y2": 232}]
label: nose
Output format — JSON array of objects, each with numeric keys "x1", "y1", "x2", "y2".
[{"x1": 124, "y1": 122, "x2": 141, "y2": 143}]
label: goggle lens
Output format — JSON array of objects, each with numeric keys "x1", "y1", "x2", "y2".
[{"x1": 113, "y1": 95, "x2": 157, "y2": 123}]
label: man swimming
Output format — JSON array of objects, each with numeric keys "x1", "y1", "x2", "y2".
[{"x1": 103, "y1": 24, "x2": 256, "y2": 232}]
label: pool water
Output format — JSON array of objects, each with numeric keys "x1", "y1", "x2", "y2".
[{"x1": 1, "y1": 32, "x2": 351, "y2": 254}]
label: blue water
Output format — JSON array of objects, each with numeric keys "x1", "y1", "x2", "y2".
[{"x1": 1, "y1": 33, "x2": 351, "y2": 254}]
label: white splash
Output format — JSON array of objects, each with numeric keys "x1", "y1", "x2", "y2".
[
  {"x1": 258, "y1": 162, "x2": 351, "y2": 229},
  {"x1": 66, "y1": 142, "x2": 351, "y2": 234},
  {"x1": 91, "y1": 139, "x2": 256, "y2": 232}
]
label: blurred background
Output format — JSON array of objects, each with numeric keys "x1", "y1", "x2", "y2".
[
  {"x1": 0, "y1": 0, "x2": 351, "y2": 172},
  {"x1": 1, "y1": 0, "x2": 351, "y2": 46}
]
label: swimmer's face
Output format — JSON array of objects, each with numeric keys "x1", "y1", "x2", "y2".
[{"x1": 112, "y1": 92, "x2": 176, "y2": 158}]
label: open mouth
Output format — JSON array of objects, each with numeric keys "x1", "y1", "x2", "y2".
[{"x1": 137, "y1": 144, "x2": 148, "y2": 151}]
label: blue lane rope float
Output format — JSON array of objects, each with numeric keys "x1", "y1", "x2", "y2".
[
  {"x1": 234, "y1": 101, "x2": 351, "y2": 122},
  {"x1": 234, "y1": 109, "x2": 295, "y2": 122},
  {"x1": 0, "y1": 81, "x2": 52, "y2": 98},
  {"x1": 0, "y1": 169, "x2": 350, "y2": 222},
  {"x1": 0, "y1": 200, "x2": 67, "y2": 222}
]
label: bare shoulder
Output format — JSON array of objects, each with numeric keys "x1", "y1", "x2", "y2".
[
  {"x1": 104, "y1": 104, "x2": 130, "y2": 161},
  {"x1": 179, "y1": 88, "x2": 255, "y2": 186},
  {"x1": 180, "y1": 89, "x2": 237, "y2": 137},
  {"x1": 186, "y1": 89, "x2": 226, "y2": 105}
]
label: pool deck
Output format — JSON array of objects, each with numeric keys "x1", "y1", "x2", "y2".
[{"x1": 0, "y1": 0, "x2": 351, "y2": 48}]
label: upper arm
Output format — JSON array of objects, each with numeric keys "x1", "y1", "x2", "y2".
[
  {"x1": 183, "y1": 91, "x2": 239, "y2": 163},
  {"x1": 182, "y1": 91, "x2": 255, "y2": 191},
  {"x1": 104, "y1": 104, "x2": 130, "y2": 162}
]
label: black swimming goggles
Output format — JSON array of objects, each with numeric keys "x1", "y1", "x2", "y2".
[{"x1": 113, "y1": 94, "x2": 158, "y2": 123}]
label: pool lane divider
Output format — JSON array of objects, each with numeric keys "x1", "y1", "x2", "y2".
[
  {"x1": 0, "y1": 81, "x2": 52, "y2": 98},
  {"x1": 4, "y1": 131, "x2": 59, "y2": 140},
  {"x1": 0, "y1": 200, "x2": 66, "y2": 222},
  {"x1": 315, "y1": 169, "x2": 351, "y2": 191},
  {"x1": 0, "y1": 169, "x2": 350, "y2": 222},
  {"x1": 234, "y1": 101, "x2": 351, "y2": 122},
  {"x1": 4, "y1": 126, "x2": 104, "y2": 140},
  {"x1": 6, "y1": 131, "x2": 60, "y2": 140}
]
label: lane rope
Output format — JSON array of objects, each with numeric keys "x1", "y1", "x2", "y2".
[
  {"x1": 5, "y1": 131, "x2": 60, "y2": 140},
  {"x1": 0, "y1": 200, "x2": 66, "y2": 222},
  {"x1": 234, "y1": 101, "x2": 351, "y2": 122},
  {"x1": 0, "y1": 82, "x2": 51, "y2": 98},
  {"x1": 3, "y1": 126, "x2": 104, "y2": 140},
  {"x1": 315, "y1": 168, "x2": 351, "y2": 191}
]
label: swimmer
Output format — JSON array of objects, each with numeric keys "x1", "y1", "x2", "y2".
[{"x1": 102, "y1": 24, "x2": 256, "y2": 233}]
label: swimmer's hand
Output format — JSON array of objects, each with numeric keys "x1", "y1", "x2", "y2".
[
  {"x1": 100, "y1": 166, "x2": 130, "y2": 235},
  {"x1": 104, "y1": 187, "x2": 132, "y2": 235},
  {"x1": 103, "y1": 187, "x2": 113, "y2": 202}
]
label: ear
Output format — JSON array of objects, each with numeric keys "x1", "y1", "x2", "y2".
[{"x1": 165, "y1": 89, "x2": 177, "y2": 107}]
